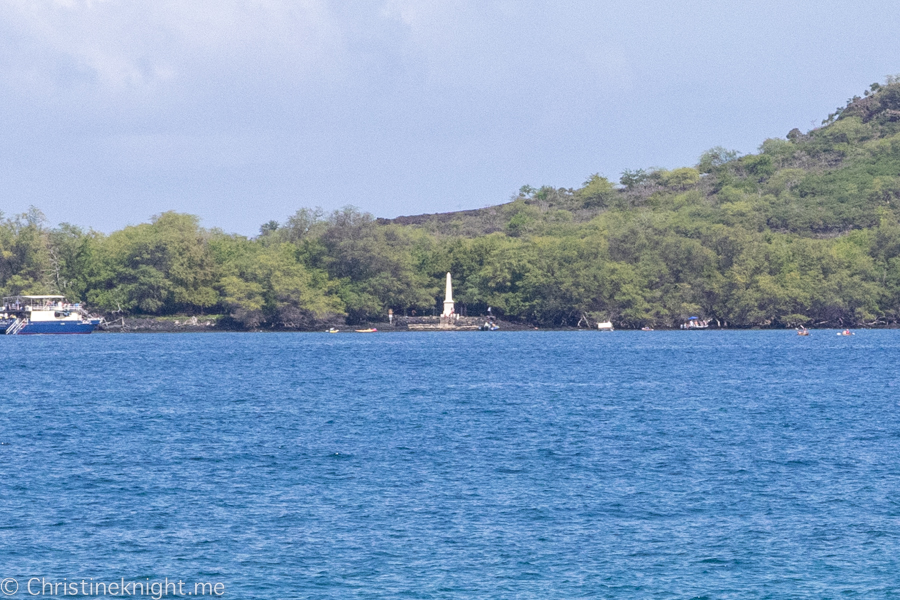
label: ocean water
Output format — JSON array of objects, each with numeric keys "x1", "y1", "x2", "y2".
[{"x1": 1, "y1": 330, "x2": 900, "y2": 599}]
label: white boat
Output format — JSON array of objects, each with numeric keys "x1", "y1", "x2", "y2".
[
  {"x1": 1, "y1": 295, "x2": 101, "y2": 335},
  {"x1": 597, "y1": 321, "x2": 614, "y2": 331}
]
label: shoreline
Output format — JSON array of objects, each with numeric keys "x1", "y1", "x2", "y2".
[{"x1": 94, "y1": 316, "x2": 900, "y2": 334}]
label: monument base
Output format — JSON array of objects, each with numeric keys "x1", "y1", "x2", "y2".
[{"x1": 405, "y1": 316, "x2": 488, "y2": 331}]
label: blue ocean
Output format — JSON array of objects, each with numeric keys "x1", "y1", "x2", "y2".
[{"x1": 2, "y1": 331, "x2": 900, "y2": 598}]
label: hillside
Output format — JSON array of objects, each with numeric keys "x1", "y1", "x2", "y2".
[
  {"x1": 387, "y1": 78, "x2": 900, "y2": 239},
  {"x1": 2, "y1": 79, "x2": 900, "y2": 329}
]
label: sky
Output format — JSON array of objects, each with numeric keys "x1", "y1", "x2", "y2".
[{"x1": 1, "y1": 0, "x2": 899, "y2": 236}]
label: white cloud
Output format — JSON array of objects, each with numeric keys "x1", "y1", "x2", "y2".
[{"x1": 0, "y1": 0, "x2": 345, "y2": 96}]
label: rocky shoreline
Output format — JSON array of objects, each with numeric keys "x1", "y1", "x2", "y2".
[
  {"x1": 95, "y1": 315, "x2": 897, "y2": 333},
  {"x1": 96, "y1": 315, "x2": 539, "y2": 333},
  {"x1": 99, "y1": 315, "x2": 222, "y2": 333}
]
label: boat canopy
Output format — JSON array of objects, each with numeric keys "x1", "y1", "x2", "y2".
[{"x1": 3, "y1": 295, "x2": 72, "y2": 310}]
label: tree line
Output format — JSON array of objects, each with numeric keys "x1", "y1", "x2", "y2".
[{"x1": 3, "y1": 80, "x2": 900, "y2": 329}]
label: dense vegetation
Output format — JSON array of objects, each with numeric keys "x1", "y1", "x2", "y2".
[{"x1": 4, "y1": 80, "x2": 900, "y2": 329}]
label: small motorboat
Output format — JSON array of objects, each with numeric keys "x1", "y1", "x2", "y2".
[
  {"x1": 837, "y1": 329, "x2": 855, "y2": 336},
  {"x1": 797, "y1": 327, "x2": 810, "y2": 336},
  {"x1": 680, "y1": 317, "x2": 709, "y2": 330},
  {"x1": 641, "y1": 327, "x2": 654, "y2": 331},
  {"x1": 355, "y1": 328, "x2": 377, "y2": 333},
  {"x1": 326, "y1": 327, "x2": 340, "y2": 333}
]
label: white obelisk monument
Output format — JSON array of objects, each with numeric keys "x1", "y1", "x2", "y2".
[{"x1": 441, "y1": 272, "x2": 455, "y2": 317}]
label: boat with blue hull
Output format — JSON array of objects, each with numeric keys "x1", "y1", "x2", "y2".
[{"x1": 2, "y1": 295, "x2": 101, "y2": 335}]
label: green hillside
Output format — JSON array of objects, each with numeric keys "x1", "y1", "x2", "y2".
[{"x1": 3, "y1": 78, "x2": 900, "y2": 329}]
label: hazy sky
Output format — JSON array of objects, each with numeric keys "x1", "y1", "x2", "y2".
[{"x1": 1, "y1": 0, "x2": 898, "y2": 235}]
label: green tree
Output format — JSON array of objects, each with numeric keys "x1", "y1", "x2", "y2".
[
  {"x1": 620, "y1": 169, "x2": 648, "y2": 190},
  {"x1": 86, "y1": 212, "x2": 218, "y2": 314},
  {"x1": 663, "y1": 167, "x2": 701, "y2": 189},
  {"x1": 576, "y1": 174, "x2": 616, "y2": 208},
  {"x1": 698, "y1": 147, "x2": 740, "y2": 173}
]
